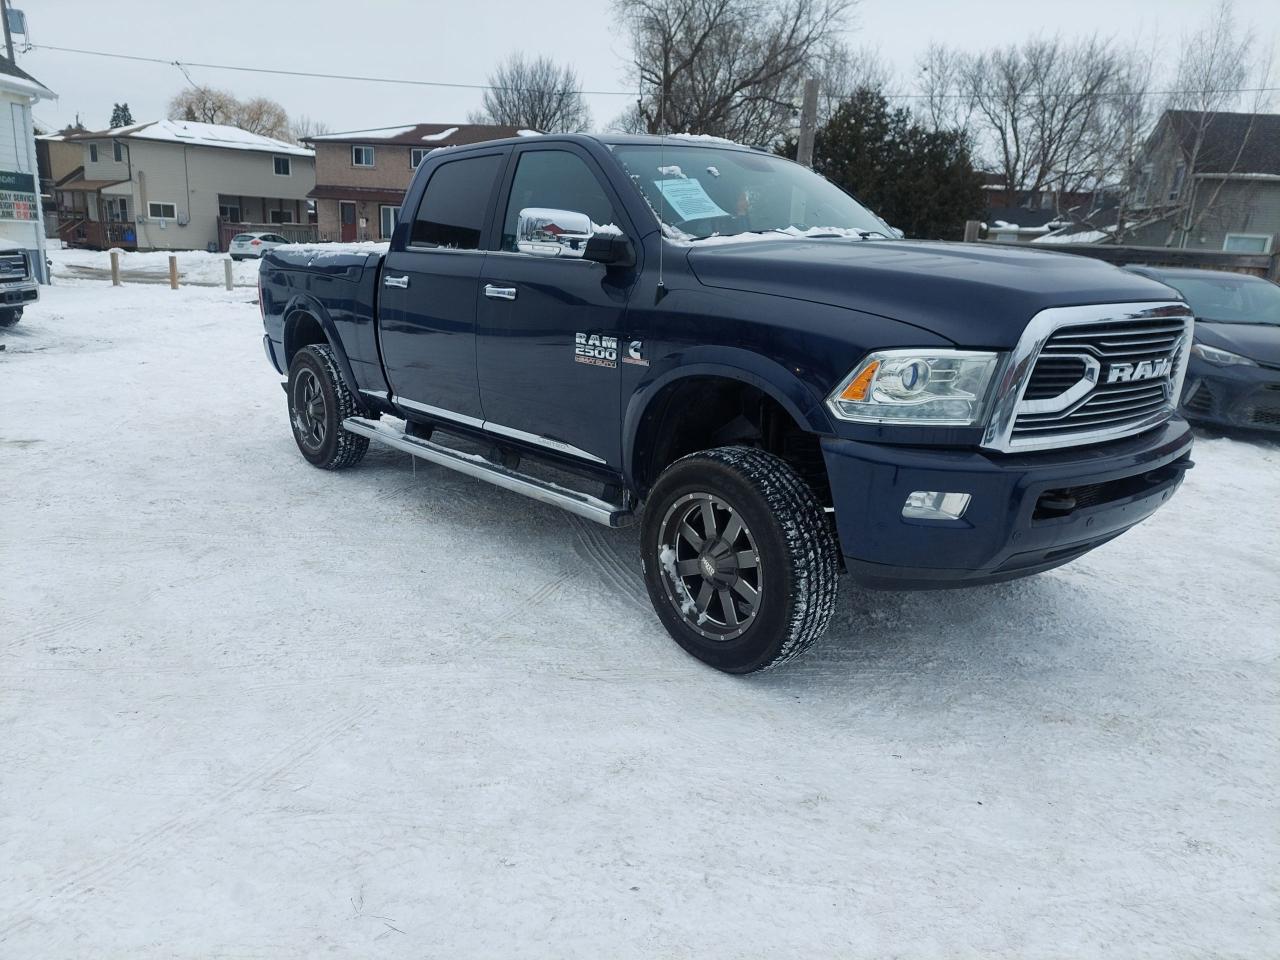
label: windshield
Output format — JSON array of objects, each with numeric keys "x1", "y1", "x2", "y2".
[
  {"x1": 1162, "y1": 273, "x2": 1280, "y2": 325},
  {"x1": 611, "y1": 143, "x2": 893, "y2": 241}
]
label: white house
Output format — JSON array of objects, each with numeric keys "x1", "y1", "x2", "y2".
[
  {"x1": 50, "y1": 120, "x2": 316, "y2": 252},
  {"x1": 0, "y1": 56, "x2": 54, "y2": 281}
]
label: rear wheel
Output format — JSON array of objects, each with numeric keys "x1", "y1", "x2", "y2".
[
  {"x1": 641, "y1": 446, "x2": 839, "y2": 673},
  {"x1": 0, "y1": 308, "x2": 21, "y2": 327},
  {"x1": 286, "y1": 343, "x2": 369, "y2": 469}
]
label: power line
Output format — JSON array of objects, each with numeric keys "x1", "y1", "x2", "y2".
[
  {"x1": 24, "y1": 42, "x2": 1280, "y2": 103},
  {"x1": 25, "y1": 43, "x2": 640, "y2": 97}
]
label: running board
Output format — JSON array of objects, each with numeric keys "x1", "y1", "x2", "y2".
[{"x1": 342, "y1": 417, "x2": 632, "y2": 528}]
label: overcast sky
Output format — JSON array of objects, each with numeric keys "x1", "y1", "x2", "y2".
[{"x1": 16, "y1": 0, "x2": 1279, "y2": 137}]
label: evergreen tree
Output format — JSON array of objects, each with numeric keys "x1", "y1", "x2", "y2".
[
  {"x1": 780, "y1": 88, "x2": 985, "y2": 241},
  {"x1": 109, "y1": 102, "x2": 134, "y2": 128}
]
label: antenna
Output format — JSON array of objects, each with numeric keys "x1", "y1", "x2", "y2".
[{"x1": 656, "y1": 76, "x2": 667, "y2": 304}]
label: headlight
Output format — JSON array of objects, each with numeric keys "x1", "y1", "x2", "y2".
[
  {"x1": 827, "y1": 349, "x2": 1002, "y2": 426},
  {"x1": 1190, "y1": 342, "x2": 1256, "y2": 367}
]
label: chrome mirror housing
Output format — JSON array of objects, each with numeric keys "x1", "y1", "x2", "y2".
[{"x1": 516, "y1": 207, "x2": 593, "y2": 258}]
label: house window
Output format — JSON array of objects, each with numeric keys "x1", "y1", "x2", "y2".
[
  {"x1": 105, "y1": 197, "x2": 128, "y2": 222},
  {"x1": 148, "y1": 201, "x2": 177, "y2": 219},
  {"x1": 379, "y1": 204, "x2": 398, "y2": 239},
  {"x1": 269, "y1": 209, "x2": 295, "y2": 224},
  {"x1": 112, "y1": 141, "x2": 123, "y2": 162},
  {"x1": 219, "y1": 203, "x2": 242, "y2": 222},
  {"x1": 411, "y1": 148, "x2": 429, "y2": 168},
  {"x1": 1168, "y1": 162, "x2": 1186, "y2": 201},
  {"x1": 1223, "y1": 234, "x2": 1273, "y2": 254},
  {"x1": 352, "y1": 145, "x2": 375, "y2": 167},
  {"x1": 1133, "y1": 163, "x2": 1153, "y2": 206},
  {"x1": 273, "y1": 155, "x2": 291, "y2": 176},
  {"x1": 89, "y1": 143, "x2": 98, "y2": 163}
]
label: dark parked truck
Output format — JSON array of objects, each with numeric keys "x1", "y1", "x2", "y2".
[{"x1": 259, "y1": 133, "x2": 1195, "y2": 673}]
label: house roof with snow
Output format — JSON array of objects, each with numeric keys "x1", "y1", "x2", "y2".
[
  {"x1": 304, "y1": 123, "x2": 533, "y2": 148},
  {"x1": 63, "y1": 120, "x2": 314, "y2": 158},
  {"x1": 0, "y1": 55, "x2": 54, "y2": 100},
  {"x1": 1162, "y1": 110, "x2": 1280, "y2": 176}
]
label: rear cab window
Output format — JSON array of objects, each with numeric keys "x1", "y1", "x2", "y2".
[{"x1": 410, "y1": 154, "x2": 505, "y2": 250}]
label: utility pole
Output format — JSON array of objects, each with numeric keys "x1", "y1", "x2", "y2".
[
  {"x1": 0, "y1": 0, "x2": 13, "y2": 63},
  {"x1": 796, "y1": 78, "x2": 820, "y2": 168}
]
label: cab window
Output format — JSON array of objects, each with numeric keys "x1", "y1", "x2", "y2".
[
  {"x1": 411, "y1": 154, "x2": 504, "y2": 249},
  {"x1": 499, "y1": 150, "x2": 619, "y2": 252}
]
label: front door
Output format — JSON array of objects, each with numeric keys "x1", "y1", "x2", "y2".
[
  {"x1": 378, "y1": 151, "x2": 508, "y2": 423},
  {"x1": 477, "y1": 146, "x2": 637, "y2": 467},
  {"x1": 339, "y1": 201, "x2": 357, "y2": 242}
]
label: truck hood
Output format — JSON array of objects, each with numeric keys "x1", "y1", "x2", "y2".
[{"x1": 685, "y1": 238, "x2": 1179, "y2": 347}]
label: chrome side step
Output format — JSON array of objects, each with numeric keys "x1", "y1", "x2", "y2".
[{"x1": 342, "y1": 417, "x2": 632, "y2": 528}]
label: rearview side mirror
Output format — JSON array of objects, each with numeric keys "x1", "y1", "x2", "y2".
[
  {"x1": 516, "y1": 207, "x2": 634, "y2": 267},
  {"x1": 517, "y1": 207, "x2": 593, "y2": 258}
]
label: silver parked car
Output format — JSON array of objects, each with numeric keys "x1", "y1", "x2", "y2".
[{"x1": 229, "y1": 232, "x2": 290, "y2": 261}]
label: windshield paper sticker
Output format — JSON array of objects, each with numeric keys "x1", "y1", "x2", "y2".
[{"x1": 653, "y1": 178, "x2": 729, "y2": 221}]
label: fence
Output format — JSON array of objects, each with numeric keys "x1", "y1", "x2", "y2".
[{"x1": 988, "y1": 237, "x2": 1279, "y2": 281}]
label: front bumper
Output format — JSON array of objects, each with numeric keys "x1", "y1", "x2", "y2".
[
  {"x1": 822, "y1": 419, "x2": 1194, "y2": 589},
  {"x1": 1181, "y1": 358, "x2": 1280, "y2": 433},
  {"x1": 0, "y1": 278, "x2": 38, "y2": 307}
]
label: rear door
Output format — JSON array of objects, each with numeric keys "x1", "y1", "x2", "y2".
[
  {"x1": 378, "y1": 150, "x2": 507, "y2": 422},
  {"x1": 476, "y1": 145, "x2": 638, "y2": 467}
]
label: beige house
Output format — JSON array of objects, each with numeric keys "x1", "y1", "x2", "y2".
[
  {"x1": 46, "y1": 120, "x2": 316, "y2": 251},
  {"x1": 304, "y1": 123, "x2": 526, "y2": 242}
]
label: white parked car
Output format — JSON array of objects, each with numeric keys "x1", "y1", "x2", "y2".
[{"x1": 229, "y1": 232, "x2": 290, "y2": 261}]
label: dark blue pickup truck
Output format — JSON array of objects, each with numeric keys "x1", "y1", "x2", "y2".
[{"x1": 259, "y1": 133, "x2": 1194, "y2": 673}]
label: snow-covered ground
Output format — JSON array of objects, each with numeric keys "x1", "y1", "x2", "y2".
[{"x1": 2, "y1": 280, "x2": 1277, "y2": 958}]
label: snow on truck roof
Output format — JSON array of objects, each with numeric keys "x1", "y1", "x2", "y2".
[{"x1": 63, "y1": 120, "x2": 314, "y2": 157}]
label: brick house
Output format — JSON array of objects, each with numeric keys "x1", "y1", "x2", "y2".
[{"x1": 304, "y1": 123, "x2": 527, "y2": 242}]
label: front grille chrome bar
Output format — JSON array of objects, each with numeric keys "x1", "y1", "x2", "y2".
[{"x1": 982, "y1": 301, "x2": 1194, "y2": 453}]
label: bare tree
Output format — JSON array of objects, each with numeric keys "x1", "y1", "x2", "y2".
[
  {"x1": 1161, "y1": 0, "x2": 1269, "y2": 246},
  {"x1": 290, "y1": 114, "x2": 332, "y2": 143},
  {"x1": 169, "y1": 85, "x2": 238, "y2": 125},
  {"x1": 818, "y1": 41, "x2": 893, "y2": 122},
  {"x1": 915, "y1": 43, "x2": 972, "y2": 135},
  {"x1": 168, "y1": 85, "x2": 292, "y2": 140},
  {"x1": 233, "y1": 96, "x2": 290, "y2": 140},
  {"x1": 957, "y1": 36, "x2": 1121, "y2": 210},
  {"x1": 614, "y1": 0, "x2": 854, "y2": 144},
  {"x1": 469, "y1": 53, "x2": 591, "y2": 132}
]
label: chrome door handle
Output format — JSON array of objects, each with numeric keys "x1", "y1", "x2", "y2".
[
  {"x1": 383, "y1": 275, "x2": 410, "y2": 289},
  {"x1": 484, "y1": 284, "x2": 517, "y2": 301}
]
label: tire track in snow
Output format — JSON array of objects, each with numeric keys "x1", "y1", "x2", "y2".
[
  {"x1": 568, "y1": 515, "x2": 649, "y2": 612},
  {"x1": 0, "y1": 704, "x2": 375, "y2": 941}
]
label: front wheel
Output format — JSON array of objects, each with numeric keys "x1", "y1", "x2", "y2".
[
  {"x1": 0, "y1": 308, "x2": 21, "y2": 328},
  {"x1": 286, "y1": 343, "x2": 369, "y2": 469},
  {"x1": 641, "y1": 446, "x2": 840, "y2": 673}
]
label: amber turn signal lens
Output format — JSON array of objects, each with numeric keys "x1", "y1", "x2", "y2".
[{"x1": 837, "y1": 360, "x2": 879, "y2": 402}]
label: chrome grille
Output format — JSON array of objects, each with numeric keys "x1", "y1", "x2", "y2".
[
  {"x1": 1012, "y1": 313, "x2": 1190, "y2": 445},
  {"x1": 0, "y1": 252, "x2": 27, "y2": 279},
  {"x1": 982, "y1": 302, "x2": 1194, "y2": 453}
]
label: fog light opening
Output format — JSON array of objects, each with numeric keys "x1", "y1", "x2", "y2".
[{"x1": 902, "y1": 491, "x2": 971, "y2": 520}]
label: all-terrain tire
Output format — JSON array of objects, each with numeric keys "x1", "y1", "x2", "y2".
[
  {"x1": 640, "y1": 445, "x2": 840, "y2": 673},
  {"x1": 0, "y1": 308, "x2": 21, "y2": 327},
  {"x1": 286, "y1": 343, "x2": 369, "y2": 469}
]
